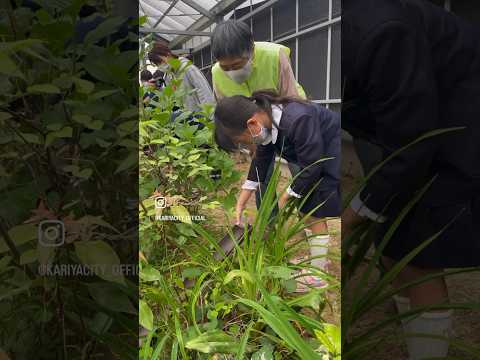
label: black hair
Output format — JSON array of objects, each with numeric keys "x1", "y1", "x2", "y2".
[
  {"x1": 152, "y1": 70, "x2": 164, "y2": 79},
  {"x1": 214, "y1": 90, "x2": 306, "y2": 152},
  {"x1": 211, "y1": 20, "x2": 254, "y2": 60},
  {"x1": 140, "y1": 69, "x2": 153, "y2": 82}
]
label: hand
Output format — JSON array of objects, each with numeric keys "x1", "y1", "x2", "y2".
[
  {"x1": 278, "y1": 192, "x2": 291, "y2": 209},
  {"x1": 235, "y1": 189, "x2": 254, "y2": 226},
  {"x1": 341, "y1": 206, "x2": 366, "y2": 239}
]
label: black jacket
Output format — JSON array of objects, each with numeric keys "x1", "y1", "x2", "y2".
[
  {"x1": 343, "y1": 0, "x2": 480, "y2": 213},
  {"x1": 247, "y1": 102, "x2": 340, "y2": 196}
]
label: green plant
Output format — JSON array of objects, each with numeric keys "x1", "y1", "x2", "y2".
[
  {"x1": 0, "y1": 2, "x2": 139, "y2": 358},
  {"x1": 138, "y1": 57, "x2": 240, "y2": 259},
  {"x1": 341, "y1": 129, "x2": 480, "y2": 359},
  {"x1": 139, "y1": 157, "x2": 341, "y2": 359}
]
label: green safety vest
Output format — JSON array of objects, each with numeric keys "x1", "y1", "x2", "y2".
[{"x1": 212, "y1": 42, "x2": 306, "y2": 99}]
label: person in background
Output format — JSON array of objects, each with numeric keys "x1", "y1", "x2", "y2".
[
  {"x1": 211, "y1": 20, "x2": 305, "y2": 101},
  {"x1": 140, "y1": 69, "x2": 155, "y2": 103},
  {"x1": 151, "y1": 70, "x2": 166, "y2": 89},
  {"x1": 148, "y1": 43, "x2": 215, "y2": 112},
  {"x1": 342, "y1": 0, "x2": 480, "y2": 358},
  {"x1": 214, "y1": 91, "x2": 341, "y2": 291}
]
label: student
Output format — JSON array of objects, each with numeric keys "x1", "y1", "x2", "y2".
[
  {"x1": 211, "y1": 20, "x2": 305, "y2": 100},
  {"x1": 148, "y1": 43, "x2": 215, "y2": 112},
  {"x1": 214, "y1": 91, "x2": 341, "y2": 290},
  {"x1": 342, "y1": 0, "x2": 480, "y2": 358},
  {"x1": 211, "y1": 20, "x2": 310, "y2": 234},
  {"x1": 140, "y1": 70, "x2": 156, "y2": 103}
]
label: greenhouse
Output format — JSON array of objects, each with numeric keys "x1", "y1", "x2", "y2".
[{"x1": 138, "y1": 0, "x2": 341, "y2": 358}]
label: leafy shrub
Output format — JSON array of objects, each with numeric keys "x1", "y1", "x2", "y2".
[{"x1": 0, "y1": 3, "x2": 138, "y2": 358}]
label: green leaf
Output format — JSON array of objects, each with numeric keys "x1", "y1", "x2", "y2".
[
  {"x1": 89, "y1": 89, "x2": 121, "y2": 100},
  {"x1": 0, "y1": 53, "x2": 24, "y2": 79},
  {"x1": 251, "y1": 343, "x2": 275, "y2": 360},
  {"x1": 264, "y1": 266, "x2": 294, "y2": 280},
  {"x1": 0, "y1": 112, "x2": 13, "y2": 122},
  {"x1": 115, "y1": 151, "x2": 137, "y2": 174},
  {"x1": 88, "y1": 282, "x2": 136, "y2": 314},
  {"x1": 139, "y1": 300, "x2": 154, "y2": 331},
  {"x1": 315, "y1": 324, "x2": 341, "y2": 356},
  {"x1": 27, "y1": 84, "x2": 61, "y2": 94},
  {"x1": 73, "y1": 114, "x2": 103, "y2": 130},
  {"x1": 0, "y1": 224, "x2": 37, "y2": 254},
  {"x1": 84, "y1": 17, "x2": 126, "y2": 44},
  {"x1": 224, "y1": 270, "x2": 254, "y2": 285},
  {"x1": 287, "y1": 289, "x2": 324, "y2": 312},
  {"x1": 181, "y1": 267, "x2": 202, "y2": 279},
  {"x1": 140, "y1": 265, "x2": 162, "y2": 282},
  {"x1": 16, "y1": 132, "x2": 43, "y2": 144},
  {"x1": 20, "y1": 249, "x2": 37, "y2": 265},
  {"x1": 45, "y1": 126, "x2": 73, "y2": 147},
  {"x1": 74, "y1": 240, "x2": 125, "y2": 285},
  {"x1": 170, "y1": 205, "x2": 192, "y2": 224},
  {"x1": 73, "y1": 77, "x2": 94, "y2": 94},
  {"x1": 185, "y1": 330, "x2": 239, "y2": 354},
  {"x1": 175, "y1": 223, "x2": 196, "y2": 237}
]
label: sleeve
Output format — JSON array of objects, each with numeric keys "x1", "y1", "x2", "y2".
[
  {"x1": 246, "y1": 143, "x2": 276, "y2": 183},
  {"x1": 185, "y1": 66, "x2": 216, "y2": 105},
  {"x1": 288, "y1": 114, "x2": 327, "y2": 196},
  {"x1": 213, "y1": 83, "x2": 225, "y2": 102},
  {"x1": 278, "y1": 49, "x2": 301, "y2": 98},
  {"x1": 354, "y1": 21, "x2": 439, "y2": 213}
]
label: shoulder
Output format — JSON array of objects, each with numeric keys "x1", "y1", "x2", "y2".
[{"x1": 282, "y1": 102, "x2": 316, "y2": 124}]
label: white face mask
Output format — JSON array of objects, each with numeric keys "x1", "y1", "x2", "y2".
[
  {"x1": 249, "y1": 125, "x2": 271, "y2": 145},
  {"x1": 225, "y1": 57, "x2": 253, "y2": 84}
]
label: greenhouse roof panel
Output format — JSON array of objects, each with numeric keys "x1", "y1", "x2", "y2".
[
  {"x1": 139, "y1": 0, "x2": 223, "y2": 41},
  {"x1": 139, "y1": 0, "x2": 264, "y2": 44}
]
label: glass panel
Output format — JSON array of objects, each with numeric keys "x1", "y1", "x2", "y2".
[
  {"x1": 201, "y1": 45, "x2": 212, "y2": 66},
  {"x1": 202, "y1": 68, "x2": 213, "y2": 87},
  {"x1": 252, "y1": 8, "x2": 271, "y2": 41},
  {"x1": 333, "y1": 0, "x2": 341, "y2": 17},
  {"x1": 299, "y1": 0, "x2": 329, "y2": 30},
  {"x1": 299, "y1": 28, "x2": 328, "y2": 100},
  {"x1": 193, "y1": 51, "x2": 202, "y2": 68},
  {"x1": 273, "y1": 0, "x2": 296, "y2": 40},
  {"x1": 279, "y1": 38, "x2": 296, "y2": 77}
]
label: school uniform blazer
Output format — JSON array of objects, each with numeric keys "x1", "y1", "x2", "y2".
[
  {"x1": 246, "y1": 102, "x2": 341, "y2": 197},
  {"x1": 342, "y1": 0, "x2": 480, "y2": 214}
]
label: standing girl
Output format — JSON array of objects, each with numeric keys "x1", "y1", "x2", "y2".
[{"x1": 214, "y1": 91, "x2": 341, "y2": 290}]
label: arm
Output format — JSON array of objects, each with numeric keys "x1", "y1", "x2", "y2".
[
  {"x1": 246, "y1": 143, "x2": 276, "y2": 185},
  {"x1": 185, "y1": 66, "x2": 216, "y2": 105},
  {"x1": 235, "y1": 145, "x2": 275, "y2": 225},
  {"x1": 278, "y1": 49, "x2": 301, "y2": 98},
  {"x1": 213, "y1": 83, "x2": 225, "y2": 102},
  {"x1": 353, "y1": 21, "x2": 439, "y2": 215}
]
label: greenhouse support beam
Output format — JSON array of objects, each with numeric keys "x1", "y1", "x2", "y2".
[
  {"x1": 140, "y1": 27, "x2": 212, "y2": 36},
  {"x1": 169, "y1": 0, "x2": 247, "y2": 48},
  {"x1": 181, "y1": 0, "x2": 215, "y2": 19},
  {"x1": 153, "y1": 0, "x2": 181, "y2": 28}
]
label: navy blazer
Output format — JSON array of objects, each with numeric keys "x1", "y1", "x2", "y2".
[{"x1": 247, "y1": 102, "x2": 340, "y2": 196}]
